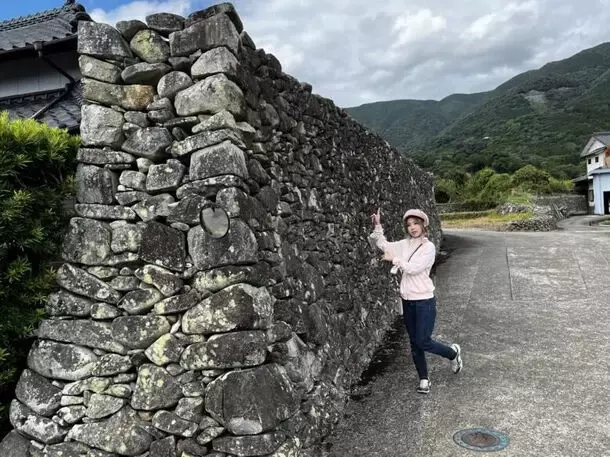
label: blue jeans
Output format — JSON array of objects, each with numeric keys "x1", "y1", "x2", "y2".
[{"x1": 402, "y1": 297, "x2": 456, "y2": 380}]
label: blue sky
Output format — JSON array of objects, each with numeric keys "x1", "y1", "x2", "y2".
[{"x1": 1, "y1": 1, "x2": 610, "y2": 108}]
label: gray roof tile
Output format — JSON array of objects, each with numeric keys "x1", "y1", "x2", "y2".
[{"x1": 0, "y1": 2, "x2": 91, "y2": 52}]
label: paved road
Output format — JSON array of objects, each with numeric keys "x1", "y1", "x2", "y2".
[{"x1": 325, "y1": 227, "x2": 610, "y2": 457}]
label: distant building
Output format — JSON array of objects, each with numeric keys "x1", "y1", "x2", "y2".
[
  {"x1": 577, "y1": 132, "x2": 610, "y2": 214},
  {"x1": 0, "y1": 0, "x2": 92, "y2": 132}
]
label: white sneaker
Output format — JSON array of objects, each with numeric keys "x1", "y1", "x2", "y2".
[
  {"x1": 417, "y1": 379, "x2": 430, "y2": 394},
  {"x1": 450, "y1": 344, "x2": 462, "y2": 374}
]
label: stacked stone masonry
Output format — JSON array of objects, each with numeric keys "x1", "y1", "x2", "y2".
[{"x1": 0, "y1": 3, "x2": 438, "y2": 457}]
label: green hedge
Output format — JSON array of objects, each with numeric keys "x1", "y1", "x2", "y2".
[{"x1": 0, "y1": 112, "x2": 79, "y2": 436}]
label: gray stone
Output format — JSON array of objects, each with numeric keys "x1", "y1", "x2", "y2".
[
  {"x1": 120, "y1": 170, "x2": 147, "y2": 190},
  {"x1": 130, "y1": 29, "x2": 170, "y2": 63},
  {"x1": 174, "y1": 397, "x2": 203, "y2": 423},
  {"x1": 145, "y1": 334, "x2": 184, "y2": 366},
  {"x1": 122, "y1": 127, "x2": 172, "y2": 161},
  {"x1": 92, "y1": 354, "x2": 133, "y2": 376},
  {"x1": 150, "y1": 436, "x2": 177, "y2": 457},
  {"x1": 146, "y1": 12, "x2": 185, "y2": 35},
  {"x1": 104, "y1": 384, "x2": 132, "y2": 398},
  {"x1": 170, "y1": 13, "x2": 239, "y2": 57},
  {"x1": 116, "y1": 191, "x2": 148, "y2": 205},
  {"x1": 186, "y1": 4, "x2": 243, "y2": 32},
  {"x1": 37, "y1": 319, "x2": 127, "y2": 354},
  {"x1": 146, "y1": 159, "x2": 186, "y2": 192},
  {"x1": 15, "y1": 369, "x2": 61, "y2": 417},
  {"x1": 181, "y1": 331, "x2": 266, "y2": 370},
  {"x1": 78, "y1": 21, "x2": 133, "y2": 60},
  {"x1": 43, "y1": 442, "x2": 114, "y2": 457},
  {"x1": 68, "y1": 406, "x2": 153, "y2": 455},
  {"x1": 120, "y1": 288, "x2": 164, "y2": 314},
  {"x1": 111, "y1": 315, "x2": 171, "y2": 349},
  {"x1": 90, "y1": 302, "x2": 121, "y2": 320},
  {"x1": 170, "y1": 128, "x2": 245, "y2": 157},
  {"x1": 116, "y1": 19, "x2": 148, "y2": 41},
  {"x1": 212, "y1": 432, "x2": 286, "y2": 456},
  {"x1": 56, "y1": 264, "x2": 122, "y2": 304},
  {"x1": 9, "y1": 400, "x2": 67, "y2": 444},
  {"x1": 87, "y1": 266, "x2": 120, "y2": 279},
  {"x1": 148, "y1": 109, "x2": 174, "y2": 124},
  {"x1": 111, "y1": 223, "x2": 144, "y2": 253},
  {"x1": 192, "y1": 110, "x2": 236, "y2": 133},
  {"x1": 125, "y1": 111, "x2": 150, "y2": 127},
  {"x1": 75, "y1": 164, "x2": 117, "y2": 205},
  {"x1": 192, "y1": 264, "x2": 269, "y2": 293},
  {"x1": 74, "y1": 203, "x2": 137, "y2": 221},
  {"x1": 109, "y1": 275, "x2": 140, "y2": 291},
  {"x1": 149, "y1": 97, "x2": 174, "y2": 111},
  {"x1": 168, "y1": 56, "x2": 191, "y2": 71},
  {"x1": 182, "y1": 283, "x2": 272, "y2": 334},
  {"x1": 158, "y1": 71, "x2": 193, "y2": 99},
  {"x1": 80, "y1": 105, "x2": 124, "y2": 148},
  {"x1": 132, "y1": 365, "x2": 182, "y2": 410},
  {"x1": 190, "y1": 140, "x2": 248, "y2": 180},
  {"x1": 61, "y1": 396, "x2": 84, "y2": 406},
  {"x1": 152, "y1": 410, "x2": 198, "y2": 437},
  {"x1": 176, "y1": 175, "x2": 248, "y2": 199},
  {"x1": 77, "y1": 148, "x2": 136, "y2": 166},
  {"x1": 191, "y1": 47, "x2": 239, "y2": 80},
  {"x1": 205, "y1": 364, "x2": 298, "y2": 435},
  {"x1": 196, "y1": 426, "x2": 224, "y2": 445},
  {"x1": 82, "y1": 78, "x2": 155, "y2": 111},
  {"x1": 62, "y1": 217, "x2": 112, "y2": 265},
  {"x1": 79, "y1": 55, "x2": 122, "y2": 84},
  {"x1": 139, "y1": 222, "x2": 186, "y2": 271},
  {"x1": 153, "y1": 289, "x2": 202, "y2": 315},
  {"x1": 0, "y1": 430, "x2": 29, "y2": 457},
  {"x1": 86, "y1": 394, "x2": 126, "y2": 419},
  {"x1": 175, "y1": 74, "x2": 246, "y2": 119},
  {"x1": 137, "y1": 264, "x2": 184, "y2": 296},
  {"x1": 133, "y1": 194, "x2": 176, "y2": 221},
  {"x1": 187, "y1": 220, "x2": 258, "y2": 270},
  {"x1": 167, "y1": 195, "x2": 208, "y2": 226},
  {"x1": 57, "y1": 406, "x2": 86, "y2": 424},
  {"x1": 122, "y1": 62, "x2": 172, "y2": 84},
  {"x1": 45, "y1": 290, "x2": 94, "y2": 317},
  {"x1": 266, "y1": 322, "x2": 293, "y2": 344}
]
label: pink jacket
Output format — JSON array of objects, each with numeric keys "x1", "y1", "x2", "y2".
[{"x1": 369, "y1": 224, "x2": 436, "y2": 300}]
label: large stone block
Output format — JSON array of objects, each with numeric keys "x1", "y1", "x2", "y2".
[
  {"x1": 75, "y1": 164, "x2": 117, "y2": 204},
  {"x1": 169, "y1": 13, "x2": 239, "y2": 57},
  {"x1": 78, "y1": 21, "x2": 133, "y2": 60},
  {"x1": 79, "y1": 55, "x2": 122, "y2": 84},
  {"x1": 139, "y1": 222, "x2": 187, "y2": 271},
  {"x1": 130, "y1": 29, "x2": 170, "y2": 63},
  {"x1": 137, "y1": 264, "x2": 184, "y2": 296},
  {"x1": 180, "y1": 331, "x2": 266, "y2": 369},
  {"x1": 111, "y1": 315, "x2": 171, "y2": 349},
  {"x1": 205, "y1": 364, "x2": 298, "y2": 435},
  {"x1": 83, "y1": 78, "x2": 155, "y2": 111},
  {"x1": 190, "y1": 140, "x2": 248, "y2": 180},
  {"x1": 122, "y1": 62, "x2": 172, "y2": 85},
  {"x1": 122, "y1": 127, "x2": 173, "y2": 161},
  {"x1": 147, "y1": 12, "x2": 185, "y2": 35},
  {"x1": 15, "y1": 369, "x2": 62, "y2": 417},
  {"x1": 191, "y1": 47, "x2": 239, "y2": 80},
  {"x1": 9, "y1": 400, "x2": 68, "y2": 444},
  {"x1": 0, "y1": 431, "x2": 29, "y2": 457},
  {"x1": 27, "y1": 340, "x2": 97, "y2": 381},
  {"x1": 80, "y1": 105, "x2": 124, "y2": 148},
  {"x1": 62, "y1": 217, "x2": 112, "y2": 265},
  {"x1": 187, "y1": 220, "x2": 258, "y2": 270},
  {"x1": 68, "y1": 406, "x2": 153, "y2": 455},
  {"x1": 158, "y1": 71, "x2": 193, "y2": 99},
  {"x1": 182, "y1": 283, "x2": 273, "y2": 334},
  {"x1": 56, "y1": 263, "x2": 122, "y2": 304},
  {"x1": 146, "y1": 159, "x2": 186, "y2": 192},
  {"x1": 45, "y1": 290, "x2": 94, "y2": 317},
  {"x1": 212, "y1": 432, "x2": 286, "y2": 456},
  {"x1": 174, "y1": 74, "x2": 246, "y2": 119},
  {"x1": 37, "y1": 319, "x2": 127, "y2": 354},
  {"x1": 170, "y1": 128, "x2": 245, "y2": 157},
  {"x1": 131, "y1": 365, "x2": 182, "y2": 410}
]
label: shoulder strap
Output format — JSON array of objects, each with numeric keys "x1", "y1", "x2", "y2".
[{"x1": 407, "y1": 243, "x2": 423, "y2": 262}]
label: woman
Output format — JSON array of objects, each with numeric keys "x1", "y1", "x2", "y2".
[{"x1": 369, "y1": 208, "x2": 462, "y2": 394}]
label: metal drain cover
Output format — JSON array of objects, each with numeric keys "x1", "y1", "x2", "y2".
[{"x1": 453, "y1": 428, "x2": 509, "y2": 452}]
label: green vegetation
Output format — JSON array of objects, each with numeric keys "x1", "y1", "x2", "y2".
[
  {"x1": 440, "y1": 210, "x2": 534, "y2": 230},
  {"x1": 0, "y1": 112, "x2": 78, "y2": 435},
  {"x1": 347, "y1": 42, "x2": 610, "y2": 181}
]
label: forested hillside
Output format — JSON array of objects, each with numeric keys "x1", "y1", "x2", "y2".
[{"x1": 347, "y1": 42, "x2": 610, "y2": 180}]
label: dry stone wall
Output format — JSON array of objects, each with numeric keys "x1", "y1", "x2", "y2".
[{"x1": 0, "y1": 3, "x2": 438, "y2": 457}]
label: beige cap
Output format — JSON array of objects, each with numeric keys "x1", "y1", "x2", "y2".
[{"x1": 403, "y1": 209, "x2": 429, "y2": 227}]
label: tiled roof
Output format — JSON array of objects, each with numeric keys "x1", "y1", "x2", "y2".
[
  {"x1": 0, "y1": 81, "x2": 82, "y2": 131},
  {"x1": 0, "y1": 2, "x2": 91, "y2": 53}
]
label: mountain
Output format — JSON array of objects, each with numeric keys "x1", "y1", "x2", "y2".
[{"x1": 346, "y1": 42, "x2": 610, "y2": 179}]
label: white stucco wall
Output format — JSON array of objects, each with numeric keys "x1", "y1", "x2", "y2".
[
  {"x1": 592, "y1": 173, "x2": 610, "y2": 214},
  {"x1": 0, "y1": 51, "x2": 79, "y2": 98},
  {"x1": 586, "y1": 150, "x2": 607, "y2": 174}
]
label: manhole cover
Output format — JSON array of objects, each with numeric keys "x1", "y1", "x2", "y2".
[{"x1": 453, "y1": 428, "x2": 509, "y2": 452}]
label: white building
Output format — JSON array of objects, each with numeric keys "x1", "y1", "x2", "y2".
[{"x1": 579, "y1": 133, "x2": 610, "y2": 214}]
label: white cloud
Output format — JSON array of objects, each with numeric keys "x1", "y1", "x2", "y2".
[{"x1": 83, "y1": 0, "x2": 610, "y2": 107}]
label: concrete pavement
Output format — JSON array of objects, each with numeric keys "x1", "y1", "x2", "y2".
[{"x1": 324, "y1": 228, "x2": 610, "y2": 457}]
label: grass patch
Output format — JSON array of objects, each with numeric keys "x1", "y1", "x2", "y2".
[
  {"x1": 441, "y1": 211, "x2": 534, "y2": 230},
  {"x1": 505, "y1": 191, "x2": 533, "y2": 205}
]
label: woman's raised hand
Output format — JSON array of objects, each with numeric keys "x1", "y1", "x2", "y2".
[{"x1": 371, "y1": 207, "x2": 381, "y2": 226}]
